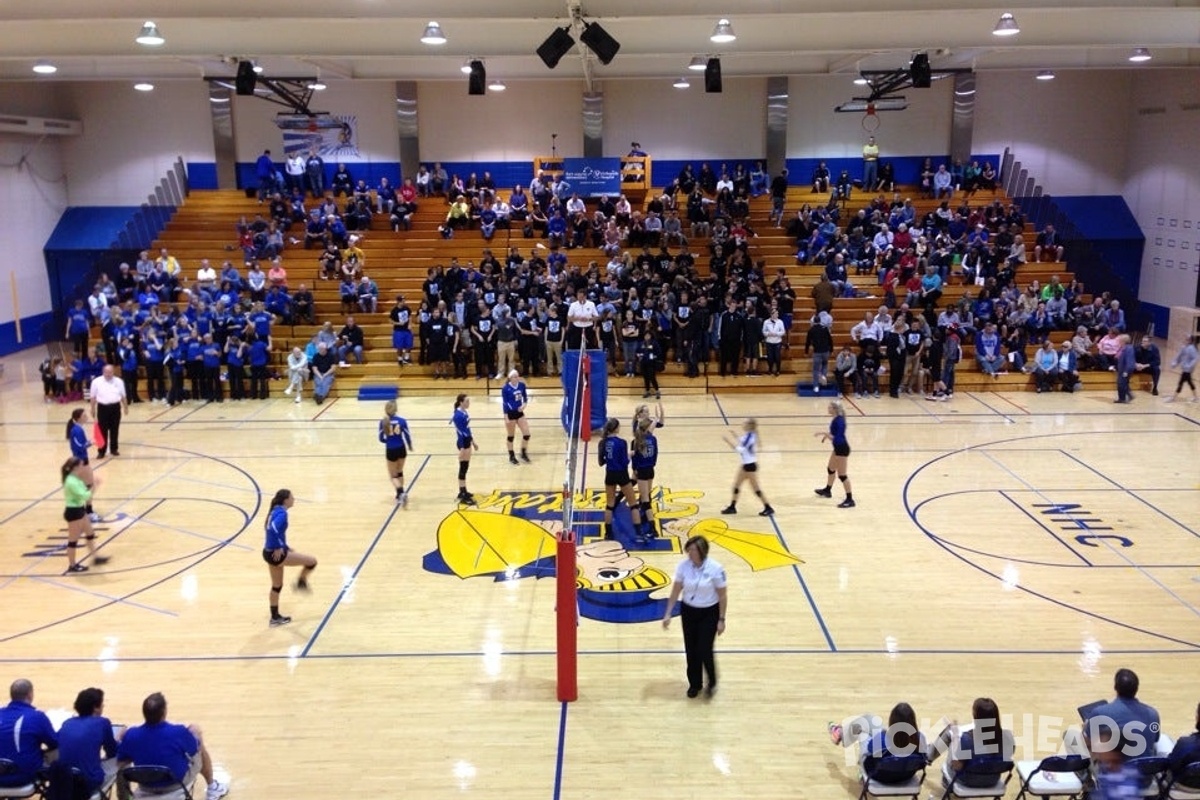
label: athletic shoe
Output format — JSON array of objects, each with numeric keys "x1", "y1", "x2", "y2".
[
  {"x1": 89, "y1": 513, "x2": 102, "y2": 523},
  {"x1": 814, "y1": 487, "x2": 833, "y2": 498},
  {"x1": 66, "y1": 563, "x2": 88, "y2": 573},
  {"x1": 399, "y1": 492, "x2": 408, "y2": 508},
  {"x1": 295, "y1": 580, "x2": 310, "y2": 593},
  {"x1": 520, "y1": 453, "x2": 531, "y2": 464},
  {"x1": 269, "y1": 615, "x2": 292, "y2": 627},
  {"x1": 759, "y1": 506, "x2": 775, "y2": 516},
  {"x1": 838, "y1": 498, "x2": 856, "y2": 508},
  {"x1": 206, "y1": 781, "x2": 230, "y2": 800},
  {"x1": 720, "y1": 504, "x2": 737, "y2": 515},
  {"x1": 294, "y1": 395, "x2": 301, "y2": 404},
  {"x1": 338, "y1": 361, "x2": 349, "y2": 368},
  {"x1": 284, "y1": 385, "x2": 292, "y2": 395},
  {"x1": 509, "y1": 454, "x2": 519, "y2": 465},
  {"x1": 459, "y1": 492, "x2": 476, "y2": 506}
]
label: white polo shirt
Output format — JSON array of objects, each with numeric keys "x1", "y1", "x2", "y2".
[
  {"x1": 90, "y1": 375, "x2": 126, "y2": 405},
  {"x1": 568, "y1": 299, "x2": 597, "y2": 329},
  {"x1": 673, "y1": 557, "x2": 727, "y2": 609}
]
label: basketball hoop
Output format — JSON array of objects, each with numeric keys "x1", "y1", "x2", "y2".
[
  {"x1": 308, "y1": 119, "x2": 318, "y2": 133},
  {"x1": 862, "y1": 103, "x2": 881, "y2": 133}
]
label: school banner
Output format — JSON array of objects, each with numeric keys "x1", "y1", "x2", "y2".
[
  {"x1": 274, "y1": 114, "x2": 359, "y2": 159},
  {"x1": 560, "y1": 158, "x2": 622, "y2": 197}
]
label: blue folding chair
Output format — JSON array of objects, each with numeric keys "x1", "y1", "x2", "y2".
[
  {"x1": 119, "y1": 765, "x2": 193, "y2": 800},
  {"x1": 0, "y1": 759, "x2": 41, "y2": 800},
  {"x1": 1165, "y1": 761, "x2": 1200, "y2": 800}
]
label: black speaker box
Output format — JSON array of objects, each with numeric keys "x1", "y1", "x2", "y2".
[
  {"x1": 910, "y1": 53, "x2": 932, "y2": 88},
  {"x1": 468, "y1": 60, "x2": 486, "y2": 95},
  {"x1": 705, "y1": 58, "x2": 723, "y2": 93},
  {"x1": 580, "y1": 22, "x2": 620, "y2": 65},
  {"x1": 537, "y1": 27, "x2": 575, "y2": 69},
  {"x1": 235, "y1": 61, "x2": 257, "y2": 95}
]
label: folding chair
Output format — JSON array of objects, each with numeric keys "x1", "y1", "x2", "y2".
[
  {"x1": 1164, "y1": 761, "x2": 1200, "y2": 800},
  {"x1": 1125, "y1": 755, "x2": 1170, "y2": 799},
  {"x1": 859, "y1": 753, "x2": 927, "y2": 800},
  {"x1": 43, "y1": 762, "x2": 111, "y2": 800},
  {"x1": 939, "y1": 759, "x2": 1014, "y2": 800},
  {"x1": 0, "y1": 759, "x2": 40, "y2": 799},
  {"x1": 1014, "y1": 754, "x2": 1089, "y2": 799},
  {"x1": 119, "y1": 766, "x2": 193, "y2": 800}
]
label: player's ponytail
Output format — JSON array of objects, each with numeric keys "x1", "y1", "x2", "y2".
[
  {"x1": 634, "y1": 417, "x2": 653, "y2": 455},
  {"x1": 454, "y1": 393, "x2": 467, "y2": 410},
  {"x1": 603, "y1": 417, "x2": 620, "y2": 436},
  {"x1": 66, "y1": 407, "x2": 85, "y2": 440}
]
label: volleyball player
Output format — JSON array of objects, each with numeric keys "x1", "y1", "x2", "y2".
[
  {"x1": 721, "y1": 419, "x2": 775, "y2": 516},
  {"x1": 502, "y1": 370, "x2": 531, "y2": 465},
  {"x1": 65, "y1": 408, "x2": 99, "y2": 522},
  {"x1": 378, "y1": 400, "x2": 414, "y2": 504},
  {"x1": 452, "y1": 394, "x2": 478, "y2": 505},
  {"x1": 814, "y1": 401, "x2": 855, "y2": 507},
  {"x1": 61, "y1": 457, "x2": 108, "y2": 572},
  {"x1": 598, "y1": 418, "x2": 648, "y2": 540},
  {"x1": 262, "y1": 488, "x2": 318, "y2": 627},
  {"x1": 631, "y1": 416, "x2": 660, "y2": 543},
  {"x1": 632, "y1": 400, "x2": 666, "y2": 431}
]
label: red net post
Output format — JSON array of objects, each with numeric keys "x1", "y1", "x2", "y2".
[{"x1": 556, "y1": 529, "x2": 577, "y2": 702}]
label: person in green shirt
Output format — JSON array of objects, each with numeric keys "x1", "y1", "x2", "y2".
[{"x1": 61, "y1": 457, "x2": 108, "y2": 573}]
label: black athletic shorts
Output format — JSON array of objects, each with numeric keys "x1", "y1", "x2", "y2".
[
  {"x1": 834, "y1": 443, "x2": 851, "y2": 458},
  {"x1": 505, "y1": 410, "x2": 524, "y2": 421},
  {"x1": 741, "y1": 462, "x2": 758, "y2": 473},
  {"x1": 604, "y1": 469, "x2": 631, "y2": 487},
  {"x1": 386, "y1": 447, "x2": 407, "y2": 462},
  {"x1": 64, "y1": 506, "x2": 86, "y2": 522},
  {"x1": 635, "y1": 467, "x2": 655, "y2": 481},
  {"x1": 262, "y1": 547, "x2": 289, "y2": 566}
]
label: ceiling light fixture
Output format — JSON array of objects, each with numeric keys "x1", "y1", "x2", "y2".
[
  {"x1": 32, "y1": 61, "x2": 57, "y2": 75},
  {"x1": 1036, "y1": 70, "x2": 1055, "y2": 80},
  {"x1": 710, "y1": 19, "x2": 736, "y2": 44},
  {"x1": 135, "y1": 21, "x2": 164, "y2": 46},
  {"x1": 992, "y1": 12, "x2": 1020, "y2": 37},
  {"x1": 853, "y1": 76, "x2": 869, "y2": 86},
  {"x1": 307, "y1": 79, "x2": 327, "y2": 91},
  {"x1": 251, "y1": 61, "x2": 264, "y2": 74},
  {"x1": 134, "y1": 82, "x2": 155, "y2": 92},
  {"x1": 1128, "y1": 47, "x2": 1152, "y2": 62},
  {"x1": 488, "y1": 78, "x2": 506, "y2": 92},
  {"x1": 421, "y1": 21, "x2": 447, "y2": 45},
  {"x1": 461, "y1": 59, "x2": 475, "y2": 75},
  {"x1": 688, "y1": 55, "x2": 708, "y2": 71},
  {"x1": 673, "y1": 77, "x2": 690, "y2": 89}
]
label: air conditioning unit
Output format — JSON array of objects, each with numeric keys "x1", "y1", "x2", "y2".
[{"x1": 0, "y1": 114, "x2": 83, "y2": 136}]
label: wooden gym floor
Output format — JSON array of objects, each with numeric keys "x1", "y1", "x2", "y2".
[{"x1": 0, "y1": 346, "x2": 1197, "y2": 799}]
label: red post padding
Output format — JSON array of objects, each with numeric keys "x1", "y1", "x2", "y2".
[{"x1": 556, "y1": 534, "x2": 578, "y2": 701}]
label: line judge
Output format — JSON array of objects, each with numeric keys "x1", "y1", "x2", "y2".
[{"x1": 90, "y1": 364, "x2": 128, "y2": 457}]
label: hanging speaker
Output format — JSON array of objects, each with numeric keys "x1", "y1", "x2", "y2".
[
  {"x1": 910, "y1": 53, "x2": 932, "y2": 88},
  {"x1": 704, "y1": 58, "x2": 723, "y2": 93},
  {"x1": 579, "y1": 22, "x2": 620, "y2": 65},
  {"x1": 468, "y1": 60, "x2": 486, "y2": 96},
  {"x1": 537, "y1": 27, "x2": 575, "y2": 70},
  {"x1": 235, "y1": 60, "x2": 257, "y2": 96}
]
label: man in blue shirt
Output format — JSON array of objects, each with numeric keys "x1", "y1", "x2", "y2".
[
  {"x1": 117, "y1": 692, "x2": 227, "y2": 800},
  {"x1": 1085, "y1": 668, "x2": 1161, "y2": 759},
  {"x1": 56, "y1": 687, "x2": 119, "y2": 797},
  {"x1": 0, "y1": 679, "x2": 57, "y2": 788}
]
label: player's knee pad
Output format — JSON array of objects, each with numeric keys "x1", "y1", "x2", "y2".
[
  {"x1": 506, "y1": 436, "x2": 514, "y2": 444},
  {"x1": 522, "y1": 434, "x2": 530, "y2": 442},
  {"x1": 839, "y1": 474, "x2": 848, "y2": 483},
  {"x1": 606, "y1": 504, "x2": 616, "y2": 513},
  {"x1": 84, "y1": 534, "x2": 96, "y2": 541},
  {"x1": 827, "y1": 468, "x2": 836, "y2": 475},
  {"x1": 271, "y1": 585, "x2": 282, "y2": 594},
  {"x1": 67, "y1": 541, "x2": 80, "y2": 549},
  {"x1": 458, "y1": 461, "x2": 469, "y2": 480}
]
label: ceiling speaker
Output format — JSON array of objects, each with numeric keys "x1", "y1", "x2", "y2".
[
  {"x1": 235, "y1": 60, "x2": 257, "y2": 96},
  {"x1": 910, "y1": 53, "x2": 932, "y2": 88},
  {"x1": 704, "y1": 58, "x2": 723, "y2": 93},
  {"x1": 579, "y1": 22, "x2": 620, "y2": 66},
  {"x1": 468, "y1": 60, "x2": 486, "y2": 95},
  {"x1": 537, "y1": 27, "x2": 575, "y2": 70}
]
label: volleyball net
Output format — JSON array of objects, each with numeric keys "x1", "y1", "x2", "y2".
[{"x1": 556, "y1": 343, "x2": 608, "y2": 702}]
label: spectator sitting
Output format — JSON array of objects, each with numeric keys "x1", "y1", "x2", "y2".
[
  {"x1": 356, "y1": 276, "x2": 378, "y2": 314},
  {"x1": 933, "y1": 164, "x2": 954, "y2": 199},
  {"x1": 942, "y1": 698, "x2": 1015, "y2": 789},
  {"x1": 116, "y1": 692, "x2": 228, "y2": 800},
  {"x1": 54, "y1": 687, "x2": 120, "y2": 799},
  {"x1": 1032, "y1": 340, "x2": 1059, "y2": 392},
  {"x1": 293, "y1": 283, "x2": 315, "y2": 325},
  {"x1": 0, "y1": 679, "x2": 57, "y2": 790},
  {"x1": 833, "y1": 170, "x2": 853, "y2": 202},
  {"x1": 1082, "y1": 668, "x2": 1161, "y2": 759},
  {"x1": 1056, "y1": 340, "x2": 1081, "y2": 392},
  {"x1": 309, "y1": 341, "x2": 337, "y2": 404},
  {"x1": 832, "y1": 702, "x2": 935, "y2": 785},
  {"x1": 1169, "y1": 702, "x2": 1200, "y2": 790},
  {"x1": 1070, "y1": 326, "x2": 1096, "y2": 370},
  {"x1": 811, "y1": 161, "x2": 830, "y2": 194},
  {"x1": 338, "y1": 316, "x2": 366, "y2": 365},
  {"x1": 975, "y1": 322, "x2": 1005, "y2": 377},
  {"x1": 1095, "y1": 327, "x2": 1123, "y2": 370}
]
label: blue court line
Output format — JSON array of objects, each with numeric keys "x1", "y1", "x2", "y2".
[
  {"x1": 713, "y1": 394, "x2": 730, "y2": 425},
  {"x1": 766, "y1": 514, "x2": 836, "y2": 652},
  {"x1": 167, "y1": 473, "x2": 264, "y2": 497},
  {"x1": 996, "y1": 489, "x2": 1092, "y2": 566},
  {"x1": 300, "y1": 453, "x2": 431, "y2": 658},
  {"x1": 160, "y1": 401, "x2": 209, "y2": 431},
  {"x1": 30, "y1": 576, "x2": 178, "y2": 617},
  {"x1": 552, "y1": 701, "x2": 569, "y2": 800},
  {"x1": 130, "y1": 504, "x2": 254, "y2": 552},
  {"x1": 1056, "y1": 450, "x2": 1200, "y2": 541},
  {"x1": 965, "y1": 391, "x2": 1017, "y2": 423}
]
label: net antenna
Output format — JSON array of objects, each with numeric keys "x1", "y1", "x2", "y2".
[{"x1": 556, "y1": 338, "x2": 590, "y2": 702}]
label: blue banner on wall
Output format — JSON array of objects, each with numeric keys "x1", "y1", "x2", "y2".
[{"x1": 561, "y1": 158, "x2": 622, "y2": 197}]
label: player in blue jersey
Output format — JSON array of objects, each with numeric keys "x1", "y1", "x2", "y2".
[
  {"x1": 452, "y1": 394, "x2": 479, "y2": 505},
  {"x1": 65, "y1": 407, "x2": 100, "y2": 522},
  {"x1": 721, "y1": 418, "x2": 774, "y2": 517},
  {"x1": 378, "y1": 400, "x2": 414, "y2": 504},
  {"x1": 631, "y1": 416, "x2": 660, "y2": 543},
  {"x1": 814, "y1": 400, "x2": 854, "y2": 508},
  {"x1": 598, "y1": 417, "x2": 648, "y2": 540},
  {"x1": 501, "y1": 369, "x2": 532, "y2": 465},
  {"x1": 262, "y1": 488, "x2": 317, "y2": 626}
]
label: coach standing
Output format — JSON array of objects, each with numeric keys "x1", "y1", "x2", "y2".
[{"x1": 90, "y1": 364, "x2": 127, "y2": 457}]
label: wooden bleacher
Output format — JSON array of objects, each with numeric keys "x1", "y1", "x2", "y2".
[{"x1": 145, "y1": 180, "x2": 1132, "y2": 399}]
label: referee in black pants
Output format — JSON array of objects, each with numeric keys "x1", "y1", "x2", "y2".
[
  {"x1": 663, "y1": 535, "x2": 728, "y2": 698},
  {"x1": 90, "y1": 364, "x2": 128, "y2": 457}
]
